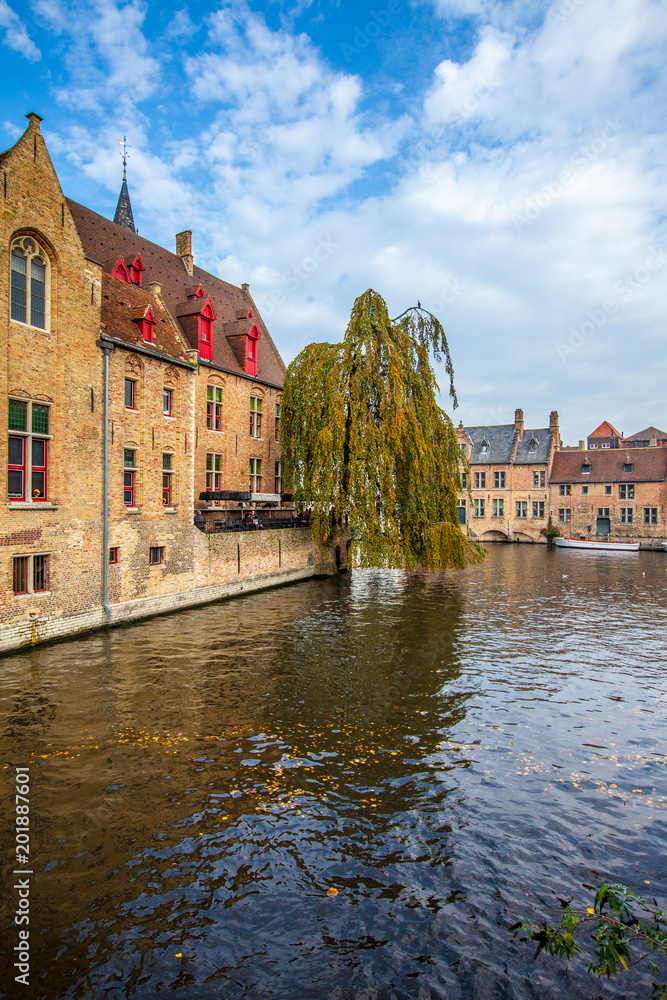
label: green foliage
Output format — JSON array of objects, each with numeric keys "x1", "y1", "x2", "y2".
[
  {"x1": 541, "y1": 516, "x2": 561, "y2": 540},
  {"x1": 516, "y1": 882, "x2": 667, "y2": 997},
  {"x1": 280, "y1": 289, "x2": 484, "y2": 570}
]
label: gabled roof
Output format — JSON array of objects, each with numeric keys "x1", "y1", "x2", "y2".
[
  {"x1": 465, "y1": 424, "x2": 515, "y2": 464},
  {"x1": 100, "y1": 273, "x2": 191, "y2": 364},
  {"x1": 624, "y1": 426, "x2": 667, "y2": 442},
  {"x1": 514, "y1": 428, "x2": 551, "y2": 464},
  {"x1": 67, "y1": 199, "x2": 286, "y2": 387},
  {"x1": 464, "y1": 424, "x2": 551, "y2": 464},
  {"x1": 550, "y1": 448, "x2": 667, "y2": 483},
  {"x1": 589, "y1": 420, "x2": 622, "y2": 438}
]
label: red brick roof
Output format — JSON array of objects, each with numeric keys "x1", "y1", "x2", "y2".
[
  {"x1": 551, "y1": 448, "x2": 667, "y2": 483},
  {"x1": 589, "y1": 420, "x2": 622, "y2": 438},
  {"x1": 100, "y1": 274, "x2": 191, "y2": 363},
  {"x1": 67, "y1": 199, "x2": 286, "y2": 387}
]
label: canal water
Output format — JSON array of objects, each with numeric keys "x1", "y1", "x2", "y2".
[{"x1": 0, "y1": 546, "x2": 665, "y2": 1000}]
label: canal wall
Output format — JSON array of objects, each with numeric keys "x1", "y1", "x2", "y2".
[{"x1": 0, "y1": 527, "x2": 339, "y2": 654}]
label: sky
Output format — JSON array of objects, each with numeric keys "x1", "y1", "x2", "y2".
[{"x1": 1, "y1": 0, "x2": 666, "y2": 444}]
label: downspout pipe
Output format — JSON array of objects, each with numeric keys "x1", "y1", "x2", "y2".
[{"x1": 98, "y1": 340, "x2": 115, "y2": 623}]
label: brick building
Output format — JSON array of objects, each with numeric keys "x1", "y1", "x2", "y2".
[
  {"x1": 549, "y1": 448, "x2": 667, "y2": 541},
  {"x1": 1, "y1": 112, "x2": 332, "y2": 653},
  {"x1": 456, "y1": 409, "x2": 560, "y2": 543},
  {"x1": 587, "y1": 420, "x2": 623, "y2": 449}
]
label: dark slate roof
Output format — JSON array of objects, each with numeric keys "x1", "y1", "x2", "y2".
[
  {"x1": 113, "y1": 176, "x2": 136, "y2": 233},
  {"x1": 625, "y1": 426, "x2": 667, "y2": 443},
  {"x1": 100, "y1": 273, "x2": 192, "y2": 365},
  {"x1": 465, "y1": 424, "x2": 515, "y2": 464},
  {"x1": 551, "y1": 449, "x2": 667, "y2": 483},
  {"x1": 67, "y1": 199, "x2": 286, "y2": 388},
  {"x1": 514, "y1": 428, "x2": 551, "y2": 464}
]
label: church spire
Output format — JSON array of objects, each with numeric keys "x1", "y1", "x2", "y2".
[{"x1": 113, "y1": 136, "x2": 136, "y2": 233}]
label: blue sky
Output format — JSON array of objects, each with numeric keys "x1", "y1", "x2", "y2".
[{"x1": 1, "y1": 0, "x2": 666, "y2": 443}]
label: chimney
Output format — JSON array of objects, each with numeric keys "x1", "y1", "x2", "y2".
[
  {"x1": 241, "y1": 283, "x2": 249, "y2": 294},
  {"x1": 149, "y1": 280, "x2": 162, "y2": 300},
  {"x1": 176, "y1": 230, "x2": 194, "y2": 277},
  {"x1": 579, "y1": 440, "x2": 585, "y2": 450},
  {"x1": 514, "y1": 408, "x2": 524, "y2": 434}
]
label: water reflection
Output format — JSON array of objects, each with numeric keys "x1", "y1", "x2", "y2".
[{"x1": 0, "y1": 548, "x2": 665, "y2": 999}]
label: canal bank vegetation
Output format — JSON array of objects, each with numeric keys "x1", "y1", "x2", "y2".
[
  {"x1": 515, "y1": 882, "x2": 667, "y2": 997},
  {"x1": 280, "y1": 289, "x2": 484, "y2": 570}
]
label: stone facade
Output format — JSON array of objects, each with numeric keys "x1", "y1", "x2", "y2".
[
  {"x1": 457, "y1": 409, "x2": 560, "y2": 543},
  {"x1": 0, "y1": 113, "x2": 333, "y2": 654}
]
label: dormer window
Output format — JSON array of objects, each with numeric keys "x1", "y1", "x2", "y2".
[
  {"x1": 198, "y1": 299, "x2": 216, "y2": 361},
  {"x1": 623, "y1": 462, "x2": 633, "y2": 473},
  {"x1": 529, "y1": 436, "x2": 539, "y2": 451},
  {"x1": 247, "y1": 324, "x2": 260, "y2": 377},
  {"x1": 480, "y1": 439, "x2": 489, "y2": 453},
  {"x1": 129, "y1": 255, "x2": 144, "y2": 287},
  {"x1": 111, "y1": 257, "x2": 131, "y2": 283},
  {"x1": 582, "y1": 463, "x2": 591, "y2": 474},
  {"x1": 133, "y1": 304, "x2": 155, "y2": 343}
]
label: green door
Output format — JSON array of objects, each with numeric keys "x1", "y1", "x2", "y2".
[
  {"x1": 596, "y1": 517, "x2": 610, "y2": 537},
  {"x1": 457, "y1": 505, "x2": 466, "y2": 525}
]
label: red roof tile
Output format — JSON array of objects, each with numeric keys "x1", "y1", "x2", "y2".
[
  {"x1": 100, "y1": 274, "x2": 191, "y2": 364},
  {"x1": 551, "y1": 448, "x2": 667, "y2": 483},
  {"x1": 67, "y1": 199, "x2": 286, "y2": 388},
  {"x1": 589, "y1": 420, "x2": 622, "y2": 438}
]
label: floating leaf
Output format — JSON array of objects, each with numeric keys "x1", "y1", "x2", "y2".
[{"x1": 327, "y1": 887, "x2": 339, "y2": 897}]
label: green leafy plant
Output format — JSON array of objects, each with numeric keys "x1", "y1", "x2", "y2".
[
  {"x1": 541, "y1": 515, "x2": 561, "y2": 540},
  {"x1": 280, "y1": 289, "x2": 484, "y2": 570},
  {"x1": 514, "y1": 883, "x2": 667, "y2": 997}
]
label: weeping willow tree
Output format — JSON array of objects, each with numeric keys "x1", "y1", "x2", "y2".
[{"x1": 280, "y1": 289, "x2": 484, "y2": 570}]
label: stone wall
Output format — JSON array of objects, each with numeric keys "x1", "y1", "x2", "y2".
[{"x1": 0, "y1": 526, "x2": 337, "y2": 653}]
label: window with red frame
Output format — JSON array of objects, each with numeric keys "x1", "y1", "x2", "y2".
[
  {"x1": 250, "y1": 397, "x2": 262, "y2": 438},
  {"x1": 246, "y1": 325, "x2": 260, "y2": 377},
  {"x1": 8, "y1": 399, "x2": 50, "y2": 502},
  {"x1": 198, "y1": 300, "x2": 215, "y2": 360},
  {"x1": 109, "y1": 547, "x2": 119, "y2": 564},
  {"x1": 163, "y1": 388, "x2": 173, "y2": 416},
  {"x1": 206, "y1": 385, "x2": 222, "y2": 430},
  {"x1": 249, "y1": 457, "x2": 262, "y2": 493},
  {"x1": 124, "y1": 449, "x2": 137, "y2": 506},
  {"x1": 149, "y1": 546, "x2": 164, "y2": 565},
  {"x1": 163, "y1": 453, "x2": 173, "y2": 506},
  {"x1": 111, "y1": 257, "x2": 130, "y2": 283},
  {"x1": 129, "y1": 255, "x2": 144, "y2": 287},
  {"x1": 134, "y1": 306, "x2": 155, "y2": 344},
  {"x1": 206, "y1": 453, "x2": 222, "y2": 504}
]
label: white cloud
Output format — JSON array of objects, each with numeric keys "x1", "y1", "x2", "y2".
[
  {"x1": 0, "y1": 0, "x2": 40, "y2": 60},
  {"x1": 50, "y1": 0, "x2": 160, "y2": 112}
]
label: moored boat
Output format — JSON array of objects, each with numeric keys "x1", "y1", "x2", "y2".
[{"x1": 555, "y1": 537, "x2": 640, "y2": 551}]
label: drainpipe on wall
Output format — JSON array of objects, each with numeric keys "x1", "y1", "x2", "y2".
[{"x1": 98, "y1": 341, "x2": 115, "y2": 623}]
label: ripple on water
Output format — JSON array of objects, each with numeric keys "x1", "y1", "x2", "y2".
[{"x1": 0, "y1": 547, "x2": 665, "y2": 998}]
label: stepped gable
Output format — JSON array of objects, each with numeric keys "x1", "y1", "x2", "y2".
[
  {"x1": 66, "y1": 199, "x2": 286, "y2": 387},
  {"x1": 550, "y1": 448, "x2": 667, "y2": 483},
  {"x1": 465, "y1": 424, "x2": 515, "y2": 464},
  {"x1": 100, "y1": 274, "x2": 190, "y2": 363}
]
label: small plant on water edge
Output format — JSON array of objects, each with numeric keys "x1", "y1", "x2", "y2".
[{"x1": 513, "y1": 882, "x2": 667, "y2": 997}]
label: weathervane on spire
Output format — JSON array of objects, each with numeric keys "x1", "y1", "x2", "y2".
[{"x1": 118, "y1": 136, "x2": 131, "y2": 179}]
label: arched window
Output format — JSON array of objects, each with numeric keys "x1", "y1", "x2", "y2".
[{"x1": 11, "y1": 237, "x2": 48, "y2": 329}]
